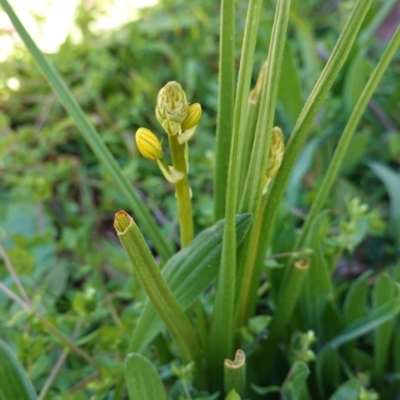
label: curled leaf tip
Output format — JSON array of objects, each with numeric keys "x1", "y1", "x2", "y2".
[
  {"x1": 114, "y1": 210, "x2": 133, "y2": 234},
  {"x1": 224, "y1": 349, "x2": 246, "y2": 369}
]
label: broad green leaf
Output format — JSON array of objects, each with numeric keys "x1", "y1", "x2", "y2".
[
  {"x1": 129, "y1": 214, "x2": 252, "y2": 353},
  {"x1": 281, "y1": 361, "x2": 310, "y2": 400},
  {"x1": 373, "y1": 273, "x2": 397, "y2": 386},
  {"x1": 299, "y1": 212, "x2": 332, "y2": 332},
  {"x1": 328, "y1": 379, "x2": 360, "y2": 400},
  {"x1": 325, "y1": 295, "x2": 400, "y2": 349},
  {"x1": 369, "y1": 161, "x2": 400, "y2": 240},
  {"x1": 125, "y1": 353, "x2": 166, "y2": 400},
  {"x1": 278, "y1": 42, "x2": 303, "y2": 130},
  {"x1": 343, "y1": 270, "x2": 371, "y2": 324},
  {"x1": 316, "y1": 346, "x2": 340, "y2": 400},
  {"x1": 0, "y1": 339, "x2": 36, "y2": 400}
]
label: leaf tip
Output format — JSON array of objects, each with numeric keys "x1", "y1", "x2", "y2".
[{"x1": 114, "y1": 210, "x2": 133, "y2": 234}]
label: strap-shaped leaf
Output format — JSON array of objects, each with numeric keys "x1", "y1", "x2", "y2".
[
  {"x1": 0, "y1": 339, "x2": 36, "y2": 400},
  {"x1": 325, "y1": 295, "x2": 400, "y2": 349},
  {"x1": 129, "y1": 214, "x2": 252, "y2": 353},
  {"x1": 125, "y1": 353, "x2": 166, "y2": 400}
]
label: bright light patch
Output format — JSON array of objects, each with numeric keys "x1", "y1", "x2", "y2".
[{"x1": 6, "y1": 77, "x2": 20, "y2": 91}]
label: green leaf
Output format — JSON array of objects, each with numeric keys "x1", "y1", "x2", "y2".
[
  {"x1": 325, "y1": 295, "x2": 400, "y2": 349},
  {"x1": 124, "y1": 353, "x2": 166, "y2": 400},
  {"x1": 299, "y1": 212, "x2": 332, "y2": 332},
  {"x1": 343, "y1": 270, "x2": 371, "y2": 324},
  {"x1": 373, "y1": 273, "x2": 397, "y2": 386},
  {"x1": 369, "y1": 161, "x2": 400, "y2": 240},
  {"x1": 278, "y1": 42, "x2": 303, "y2": 130},
  {"x1": 316, "y1": 347, "x2": 340, "y2": 399},
  {"x1": 328, "y1": 379, "x2": 360, "y2": 400},
  {"x1": 282, "y1": 361, "x2": 310, "y2": 400},
  {"x1": 0, "y1": 339, "x2": 36, "y2": 400},
  {"x1": 343, "y1": 52, "x2": 370, "y2": 114},
  {"x1": 129, "y1": 214, "x2": 252, "y2": 353}
]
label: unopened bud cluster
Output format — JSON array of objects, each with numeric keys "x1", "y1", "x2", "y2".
[
  {"x1": 135, "y1": 81, "x2": 202, "y2": 183},
  {"x1": 263, "y1": 127, "x2": 285, "y2": 194}
]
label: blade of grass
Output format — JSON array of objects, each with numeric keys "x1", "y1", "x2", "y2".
[
  {"x1": 214, "y1": 0, "x2": 236, "y2": 221},
  {"x1": 236, "y1": 0, "x2": 292, "y2": 327},
  {"x1": 0, "y1": 0, "x2": 172, "y2": 261},
  {"x1": 325, "y1": 296, "x2": 400, "y2": 349},
  {"x1": 209, "y1": 0, "x2": 262, "y2": 390}
]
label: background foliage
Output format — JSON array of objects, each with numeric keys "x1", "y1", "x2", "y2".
[{"x1": 1, "y1": 0, "x2": 400, "y2": 398}]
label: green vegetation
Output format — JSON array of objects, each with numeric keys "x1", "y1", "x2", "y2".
[{"x1": 1, "y1": 0, "x2": 400, "y2": 399}]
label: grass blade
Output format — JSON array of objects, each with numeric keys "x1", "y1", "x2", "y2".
[{"x1": 214, "y1": 0, "x2": 235, "y2": 221}]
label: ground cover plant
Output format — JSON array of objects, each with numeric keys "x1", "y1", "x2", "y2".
[{"x1": 1, "y1": 0, "x2": 400, "y2": 399}]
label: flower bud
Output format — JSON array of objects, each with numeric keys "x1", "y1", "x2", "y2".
[
  {"x1": 135, "y1": 127, "x2": 163, "y2": 160},
  {"x1": 178, "y1": 103, "x2": 202, "y2": 144},
  {"x1": 181, "y1": 103, "x2": 202, "y2": 132},
  {"x1": 155, "y1": 81, "x2": 189, "y2": 135},
  {"x1": 263, "y1": 127, "x2": 285, "y2": 195},
  {"x1": 266, "y1": 126, "x2": 285, "y2": 179}
]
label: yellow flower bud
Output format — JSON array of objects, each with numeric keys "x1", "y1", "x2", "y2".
[
  {"x1": 155, "y1": 81, "x2": 189, "y2": 135},
  {"x1": 177, "y1": 103, "x2": 202, "y2": 144},
  {"x1": 181, "y1": 103, "x2": 202, "y2": 132},
  {"x1": 135, "y1": 128, "x2": 163, "y2": 160}
]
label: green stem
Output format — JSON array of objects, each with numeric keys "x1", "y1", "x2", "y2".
[
  {"x1": 257, "y1": 0, "x2": 374, "y2": 275},
  {"x1": 214, "y1": 0, "x2": 235, "y2": 221},
  {"x1": 0, "y1": 0, "x2": 172, "y2": 261},
  {"x1": 114, "y1": 211, "x2": 198, "y2": 363},
  {"x1": 209, "y1": 0, "x2": 263, "y2": 390},
  {"x1": 294, "y1": 25, "x2": 400, "y2": 252},
  {"x1": 224, "y1": 349, "x2": 247, "y2": 397},
  {"x1": 169, "y1": 135, "x2": 194, "y2": 247}
]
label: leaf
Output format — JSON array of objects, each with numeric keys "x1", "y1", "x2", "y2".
[
  {"x1": 316, "y1": 347, "x2": 340, "y2": 399},
  {"x1": 278, "y1": 42, "x2": 303, "y2": 130},
  {"x1": 0, "y1": 339, "x2": 37, "y2": 400},
  {"x1": 325, "y1": 295, "x2": 400, "y2": 349},
  {"x1": 129, "y1": 214, "x2": 252, "y2": 353},
  {"x1": 328, "y1": 378, "x2": 360, "y2": 400},
  {"x1": 125, "y1": 353, "x2": 166, "y2": 400},
  {"x1": 299, "y1": 212, "x2": 332, "y2": 332},
  {"x1": 343, "y1": 270, "x2": 371, "y2": 324},
  {"x1": 286, "y1": 136, "x2": 322, "y2": 208},
  {"x1": 369, "y1": 161, "x2": 400, "y2": 240},
  {"x1": 343, "y1": 52, "x2": 370, "y2": 114},
  {"x1": 281, "y1": 361, "x2": 310, "y2": 400},
  {"x1": 373, "y1": 273, "x2": 397, "y2": 386}
]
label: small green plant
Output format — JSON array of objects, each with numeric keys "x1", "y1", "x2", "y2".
[{"x1": 1, "y1": 0, "x2": 400, "y2": 399}]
